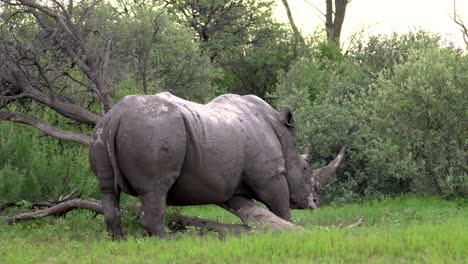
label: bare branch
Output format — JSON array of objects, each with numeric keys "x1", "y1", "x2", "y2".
[
  {"x1": 453, "y1": 0, "x2": 468, "y2": 47},
  {"x1": 5, "y1": 198, "x2": 101, "y2": 224},
  {"x1": 304, "y1": 0, "x2": 326, "y2": 18},
  {"x1": 0, "y1": 70, "x2": 100, "y2": 125},
  {"x1": 0, "y1": 187, "x2": 81, "y2": 211},
  {"x1": 62, "y1": 71, "x2": 94, "y2": 91},
  {"x1": 281, "y1": 0, "x2": 305, "y2": 46},
  {"x1": 23, "y1": 88, "x2": 101, "y2": 125},
  {"x1": 0, "y1": 112, "x2": 91, "y2": 145},
  {"x1": 1, "y1": 0, "x2": 115, "y2": 113},
  {"x1": 338, "y1": 218, "x2": 363, "y2": 229},
  {"x1": 58, "y1": 187, "x2": 81, "y2": 202}
]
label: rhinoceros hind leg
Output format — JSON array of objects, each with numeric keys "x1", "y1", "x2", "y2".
[
  {"x1": 139, "y1": 191, "x2": 167, "y2": 237},
  {"x1": 102, "y1": 192, "x2": 124, "y2": 240}
]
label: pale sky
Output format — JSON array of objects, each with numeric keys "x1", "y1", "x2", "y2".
[{"x1": 275, "y1": 0, "x2": 468, "y2": 49}]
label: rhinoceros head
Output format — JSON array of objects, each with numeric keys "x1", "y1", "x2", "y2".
[
  {"x1": 277, "y1": 106, "x2": 317, "y2": 209},
  {"x1": 278, "y1": 106, "x2": 345, "y2": 209}
]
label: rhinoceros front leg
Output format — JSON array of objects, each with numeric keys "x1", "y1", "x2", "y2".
[
  {"x1": 252, "y1": 175, "x2": 292, "y2": 221},
  {"x1": 139, "y1": 191, "x2": 167, "y2": 237},
  {"x1": 102, "y1": 192, "x2": 124, "y2": 240}
]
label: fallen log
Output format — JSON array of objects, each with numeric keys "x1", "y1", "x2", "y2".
[
  {"x1": 5, "y1": 198, "x2": 102, "y2": 224},
  {"x1": 0, "y1": 187, "x2": 81, "y2": 211},
  {"x1": 220, "y1": 196, "x2": 300, "y2": 230},
  {"x1": 3, "y1": 197, "x2": 293, "y2": 235},
  {"x1": 172, "y1": 215, "x2": 250, "y2": 236}
]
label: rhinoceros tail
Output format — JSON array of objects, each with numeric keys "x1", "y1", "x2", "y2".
[
  {"x1": 105, "y1": 116, "x2": 122, "y2": 195},
  {"x1": 104, "y1": 113, "x2": 137, "y2": 196}
]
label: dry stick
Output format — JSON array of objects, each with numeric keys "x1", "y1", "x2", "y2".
[
  {"x1": 0, "y1": 187, "x2": 81, "y2": 211},
  {"x1": 346, "y1": 218, "x2": 363, "y2": 228},
  {"x1": 337, "y1": 217, "x2": 364, "y2": 229},
  {"x1": 5, "y1": 198, "x2": 102, "y2": 224}
]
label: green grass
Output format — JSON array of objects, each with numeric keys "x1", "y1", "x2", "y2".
[{"x1": 0, "y1": 196, "x2": 466, "y2": 263}]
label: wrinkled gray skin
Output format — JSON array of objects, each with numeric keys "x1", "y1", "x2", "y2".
[{"x1": 89, "y1": 92, "x2": 316, "y2": 238}]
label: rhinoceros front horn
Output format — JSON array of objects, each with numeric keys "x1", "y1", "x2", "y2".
[{"x1": 312, "y1": 147, "x2": 345, "y2": 191}]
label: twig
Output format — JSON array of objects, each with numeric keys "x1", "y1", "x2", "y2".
[{"x1": 337, "y1": 217, "x2": 363, "y2": 229}]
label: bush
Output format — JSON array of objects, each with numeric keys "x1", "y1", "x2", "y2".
[
  {"x1": 0, "y1": 121, "x2": 98, "y2": 202},
  {"x1": 352, "y1": 31, "x2": 447, "y2": 79},
  {"x1": 365, "y1": 47, "x2": 467, "y2": 197},
  {"x1": 277, "y1": 33, "x2": 467, "y2": 202}
]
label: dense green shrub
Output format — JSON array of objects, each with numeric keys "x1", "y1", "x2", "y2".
[
  {"x1": 0, "y1": 121, "x2": 98, "y2": 202},
  {"x1": 277, "y1": 33, "x2": 467, "y2": 201},
  {"x1": 364, "y1": 47, "x2": 467, "y2": 197},
  {"x1": 352, "y1": 31, "x2": 450, "y2": 80}
]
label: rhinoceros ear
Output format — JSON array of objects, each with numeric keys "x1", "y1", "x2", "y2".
[{"x1": 279, "y1": 105, "x2": 295, "y2": 127}]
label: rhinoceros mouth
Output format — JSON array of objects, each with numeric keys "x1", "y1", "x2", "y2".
[
  {"x1": 307, "y1": 194, "x2": 318, "y2": 209},
  {"x1": 289, "y1": 199, "x2": 316, "y2": 210}
]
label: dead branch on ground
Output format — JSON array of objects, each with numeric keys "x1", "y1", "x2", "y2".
[
  {"x1": 337, "y1": 217, "x2": 363, "y2": 229},
  {"x1": 3, "y1": 196, "x2": 295, "y2": 235}
]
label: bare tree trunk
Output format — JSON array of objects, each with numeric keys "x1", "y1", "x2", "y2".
[
  {"x1": 332, "y1": 0, "x2": 348, "y2": 44},
  {"x1": 324, "y1": 0, "x2": 349, "y2": 46},
  {"x1": 325, "y1": 0, "x2": 333, "y2": 41}
]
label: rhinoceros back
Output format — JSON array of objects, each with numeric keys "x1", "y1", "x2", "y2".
[{"x1": 91, "y1": 92, "x2": 286, "y2": 205}]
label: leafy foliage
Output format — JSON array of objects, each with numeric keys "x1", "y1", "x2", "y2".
[
  {"x1": 164, "y1": 0, "x2": 299, "y2": 99},
  {"x1": 110, "y1": 3, "x2": 217, "y2": 100},
  {"x1": 0, "y1": 0, "x2": 466, "y2": 203},
  {"x1": 277, "y1": 32, "x2": 467, "y2": 201},
  {"x1": 0, "y1": 119, "x2": 97, "y2": 201}
]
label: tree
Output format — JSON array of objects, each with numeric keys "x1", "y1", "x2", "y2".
[
  {"x1": 325, "y1": 0, "x2": 349, "y2": 45},
  {"x1": 162, "y1": 0, "x2": 297, "y2": 98},
  {"x1": 305, "y1": 0, "x2": 350, "y2": 45},
  {"x1": 280, "y1": 0, "x2": 305, "y2": 56},
  {"x1": 453, "y1": 0, "x2": 468, "y2": 48},
  {"x1": 0, "y1": 0, "x2": 215, "y2": 145},
  {"x1": 111, "y1": 0, "x2": 215, "y2": 99},
  {"x1": 0, "y1": 0, "x2": 113, "y2": 145},
  {"x1": 0, "y1": 0, "x2": 344, "y2": 233},
  {"x1": 162, "y1": 0, "x2": 274, "y2": 60}
]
